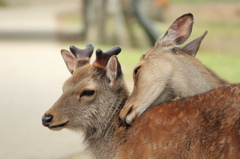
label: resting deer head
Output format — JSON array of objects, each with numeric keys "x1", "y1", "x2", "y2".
[{"x1": 120, "y1": 13, "x2": 227, "y2": 125}]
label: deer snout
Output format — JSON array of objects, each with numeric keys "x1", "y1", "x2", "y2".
[
  {"x1": 42, "y1": 115, "x2": 53, "y2": 127},
  {"x1": 120, "y1": 104, "x2": 137, "y2": 125}
]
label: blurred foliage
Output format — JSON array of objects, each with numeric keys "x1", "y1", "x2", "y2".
[
  {"x1": 61, "y1": 1, "x2": 240, "y2": 85},
  {"x1": 171, "y1": 0, "x2": 240, "y2": 4},
  {"x1": 0, "y1": 0, "x2": 7, "y2": 7}
]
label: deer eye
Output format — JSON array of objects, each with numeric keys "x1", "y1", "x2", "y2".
[
  {"x1": 134, "y1": 66, "x2": 141, "y2": 75},
  {"x1": 80, "y1": 90, "x2": 95, "y2": 97}
]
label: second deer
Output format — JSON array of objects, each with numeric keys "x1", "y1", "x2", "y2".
[{"x1": 120, "y1": 13, "x2": 228, "y2": 124}]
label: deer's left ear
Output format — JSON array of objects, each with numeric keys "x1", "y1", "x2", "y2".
[
  {"x1": 106, "y1": 55, "x2": 123, "y2": 91},
  {"x1": 61, "y1": 49, "x2": 75, "y2": 74},
  {"x1": 182, "y1": 31, "x2": 208, "y2": 57},
  {"x1": 156, "y1": 13, "x2": 194, "y2": 48}
]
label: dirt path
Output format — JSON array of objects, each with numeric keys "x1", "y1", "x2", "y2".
[{"x1": 0, "y1": 1, "x2": 88, "y2": 159}]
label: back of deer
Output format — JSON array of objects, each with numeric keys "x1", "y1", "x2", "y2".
[{"x1": 119, "y1": 84, "x2": 240, "y2": 159}]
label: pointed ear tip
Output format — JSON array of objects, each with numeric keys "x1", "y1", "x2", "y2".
[
  {"x1": 185, "y1": 13, "x2": 193, "y2": 19},
  {"x1": 110, "y1": 55, "x2": 118, "y2": 61},
  {"x1": 61, "y1": 49, "x2": 69, "y2": 54},
  {"x1": 202, "y1": 30, "x2": 208, "y2": 38},
  {"x1": 180, "y1": 13, "x2": 193, "y2": 20}
]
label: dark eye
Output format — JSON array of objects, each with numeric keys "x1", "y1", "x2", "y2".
[
  {"x1": 134, "y1": 66, "x2": 141, "y2": 75},
  {"x1": 80, "y1": 90, "x2": 95, "y2": 97}
]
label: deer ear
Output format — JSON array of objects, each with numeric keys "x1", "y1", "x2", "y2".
[
  {"x1": 61, "y1": 49, "x2": 75, "y2": 74},
  {"x1": 157, "y1": 13, "x2": 194, "y2": 48},
  {"x1": 182, "y1": 31, "x2": 208, "y2": 57},
  {"x1": 106, "y1": 55, "x2": 123, "y2": 90}
]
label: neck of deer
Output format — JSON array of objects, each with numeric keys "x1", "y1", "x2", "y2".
[
  {"x1": 85, "y1": 87, "x2": 128, "y2": 159},
  {"x1": 173, "y1": 51, "x2": 227, "y2": 95},
  {"x1": 149, "y1": 50, "x2": 228, "y2": 106}
]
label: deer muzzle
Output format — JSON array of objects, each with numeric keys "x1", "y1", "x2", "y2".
[
  {"x1": 42, "y1": 115, "x2": 53, "y2": 127},
  {"x1": 120, "y1": 104, "x2": 138, "y2": 125}
]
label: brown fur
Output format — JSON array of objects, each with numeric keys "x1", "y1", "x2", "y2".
[{"x1": 118, "y1": 84, "x2": 240, "y2": 158}]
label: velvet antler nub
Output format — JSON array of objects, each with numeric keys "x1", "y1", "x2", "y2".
[
  {"x1": 93, "y1": 46, "x2": 122, "y2": 68},
  {"x1": 69, "y1": 44, "x2": 94, "y2": 69}
]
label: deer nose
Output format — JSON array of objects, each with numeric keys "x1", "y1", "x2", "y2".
[
  {"x1": 119, "y1": 105, "x2": 133, "y2": 125},
  {"x1": 42, "y1": 115, "x2": 53, "y2": 127}
]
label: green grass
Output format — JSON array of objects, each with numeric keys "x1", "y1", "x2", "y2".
[
  {"x1": 197, "y1": 50, "x2": 240, "y2": 83},
  {"x1": 0, "y1": 0, "x2": 7, "y2": 7}
]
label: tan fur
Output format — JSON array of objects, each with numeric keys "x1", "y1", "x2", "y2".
[{"x1": 120, "y1": 13, "x2": 228, "y2": 124}]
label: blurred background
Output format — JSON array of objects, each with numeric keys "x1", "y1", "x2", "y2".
[{"x1": 0, "y1": 0, "x2": 239, "y2": 158}]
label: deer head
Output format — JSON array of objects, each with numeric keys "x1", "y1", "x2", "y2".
[
  {"x1": 42, "y1": 45, "x2": 128, "y2": 135},
  {"x1": 120, "y1": 13, "x2": 227, "y2": 125}
]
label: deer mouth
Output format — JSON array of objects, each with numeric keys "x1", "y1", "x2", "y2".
[{"x1": 49, "y1": 121, "x2": 68, "y2": 131}]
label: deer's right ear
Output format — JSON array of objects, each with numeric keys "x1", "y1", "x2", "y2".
[
  {"x1": 156, "y1": 13, "x2": 194, "y2": 48},
  {"x1": 106, "y1": 55, "x2": 123, "y2": 91},
  {"x1": 181, "y1": 31, "x2": 208, "y2": 57},
  {"x1": 61, "y1": 49, "x2": 75, "y2": 74}
]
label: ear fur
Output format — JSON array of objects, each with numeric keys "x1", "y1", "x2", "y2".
[
  {"x1": 106, "y1": 55, "x2": 123, "y2": 90},
  {"x1": 181, "y1": 31, "x2": 208, "y2": 57},
  {"x1": 156, "y1": 13, "x2": 194, "y2": 48},
  {"x1": 61, "y1": 49, "x2": 75, "y2": 74}
]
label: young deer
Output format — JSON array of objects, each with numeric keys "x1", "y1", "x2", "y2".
[
  {"x1": 42, "y1": 45, "x2": 240, "y2": 158},
  {"x1": 42, "y1": 44, "x2": 129, "y2": 158},
  {"x1": 120, "y1": 13, "x2": 228, "y2": 124}
]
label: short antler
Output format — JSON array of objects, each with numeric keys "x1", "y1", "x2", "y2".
[
  {"x1": 93, "y1": 46, "x2": 122, "y2": 68},
  {"x1": 70, "y1": 44, "x2": 94, "y2": 68},
  {"x1": 61, "y1": 44, "x2": 94, "y2": 74}
]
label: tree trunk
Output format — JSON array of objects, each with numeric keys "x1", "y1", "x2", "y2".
[
  {"x1": 120, "y1": 0, "x2": 138, "y2": 47},
  {"x1": 82, "y1": 0, "x2": 107, "y2": 44},
  {"x1": 81, "y1": 0, "x2": 162, "y2": 47},
  {"x1": 108, "y1": 0, "x2": 131, "y2": 47},
  {"x1": 131, "y1": 0, "x2": 161, "y2": 46}
]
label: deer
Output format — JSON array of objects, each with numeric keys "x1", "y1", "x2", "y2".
[
  {"x1": 42, "y1": 44, "x2": 240, "y2": 158},
  {"x1": 119, "y1": 13, "x2": 228, "y2": 125},
  {"x1": 42, "y1": 44, "x2": 129, "y2": 158}
]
